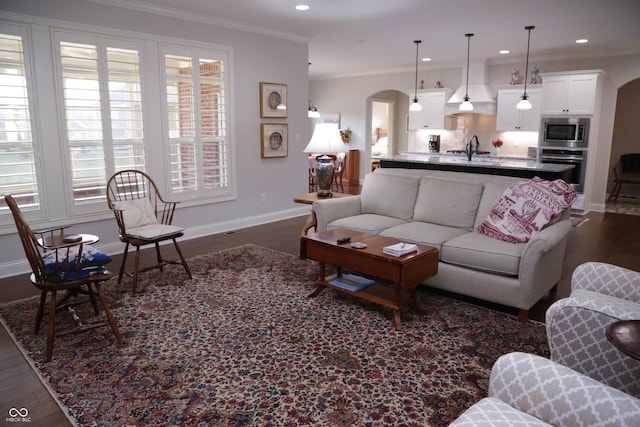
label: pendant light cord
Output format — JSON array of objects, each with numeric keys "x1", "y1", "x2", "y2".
[
  {"x1": 464, "y1": 33, "x2": 473, "y2": 101},
  {"x1": 413, "y1": 40, "x2": 421, "y2": 102},
  {"x1": 522, "y1": 26, "x2": 534, "y2": 98}
]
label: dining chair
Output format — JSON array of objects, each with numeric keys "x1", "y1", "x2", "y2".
[
  {"x1": 106, "y1": 170, "x2": 192, "y2": 294},
  {"x1": 308, "y1": 155, "x2": 318, "y2": 192},
  {"x1": 332, "y1": 152, "x2": 346, "y2": 193},
  {"x1": 5, "y1": 195, "x2": 122, "y2": 362}
]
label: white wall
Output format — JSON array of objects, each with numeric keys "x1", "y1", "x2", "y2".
[
  {"x1": 310, "y1": 54, "x2": 640, "y2": 213},
  {"x1": 0, "y1": 0, "x2": 311, "y2": 277}
]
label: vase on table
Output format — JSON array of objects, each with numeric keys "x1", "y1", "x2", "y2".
[{"x1": 493, "y1": 147, "x2": 501, "y2": 156}]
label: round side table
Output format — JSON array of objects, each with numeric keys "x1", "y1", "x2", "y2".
[{"x1": 606, "y1": 320, "x2": 640, "y2": 361}]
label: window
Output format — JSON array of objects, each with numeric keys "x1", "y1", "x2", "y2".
[
  {"x1": 57, "y1": 35, "x2": 144, "y2": 205},
  {"x1": 0, "y1": 28, "x2": 39, "y2": 210},
  {"x1": 163, "y1": 49, "x2": 229, "y2": 197},
  {"x1": 0, "y1": 19, "x2": 234, "y2": 230}
]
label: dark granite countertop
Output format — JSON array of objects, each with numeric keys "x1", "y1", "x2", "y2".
[{"x1": 381, "y1": 153, "x2": 574, "y2": 173}]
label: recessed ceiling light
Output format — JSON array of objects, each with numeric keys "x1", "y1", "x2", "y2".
[
  {"x1": 421, "y1": 57, "x2": 431, "y2": 62},
  {"x1": 499, "y1": 50, "x2": 510, "y2": 54},
  {"x1": 576, "y1": 39, "x2": 588, "y2": 44},
  {"x1": 295, "y1": 4, "x2": 310, "y2": 11}
]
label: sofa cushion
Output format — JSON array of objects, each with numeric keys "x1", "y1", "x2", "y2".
[
  {"x1": 359, "y1": 173, "x2": 420, "y2": 220},
  {"x1": 413, "y1": 177, "x2": 484, "y2": 229},
  {"x1": 476, "y1": 177, "x2": 576, "y2": 243},
  {"x1": 327, "y1": 214, "x2": 408, "y2": 235},
  {"x1": 441, "y1": 232, "x2": 525, "y2": 276},
  {"x1": 380, "y1": 222, "x2": 469, "y2": 253}
]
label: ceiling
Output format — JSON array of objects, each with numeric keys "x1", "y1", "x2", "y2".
[{"x1": 91, "y1": 0, "x2": 640, "y2": 79}]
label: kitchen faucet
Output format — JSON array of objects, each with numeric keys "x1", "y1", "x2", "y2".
[{"x1": 465, "y1": 135, "x2": 480, "y2": 161}]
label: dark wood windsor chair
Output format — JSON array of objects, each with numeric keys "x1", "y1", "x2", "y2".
[
  {"x1": 106, "y1": 170, "x2": 192, "y2": 294},
  {"x1": 5, "y1": 195, "x2": 122, "y2": 362}
]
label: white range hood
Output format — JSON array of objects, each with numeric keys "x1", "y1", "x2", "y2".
[{"x1": 446, "y1": 60, "x2": 496, "y2": 115}]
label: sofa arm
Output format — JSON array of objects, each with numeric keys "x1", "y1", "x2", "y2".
[
  {"x1": 521, "y1": 219, "x2": 571, "y2": 266},
  {"x1": 312, "y1": 195, "x2": 362, "y2": 232},
  {"x1": 571, "y1": 262, "x2": 640, "y2": 303},
  {"x1": 487, "y1": 352, "x2": 640, "y2": 427},
  {"x1": 545, "y1": 289, "x2": 640, "y2": 397},
  {"x1": 516, "y1": 219, "x2": 571, "y2": 303}
]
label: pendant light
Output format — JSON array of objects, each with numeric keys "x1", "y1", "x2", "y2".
[
  {"x1": 516, "y1": 26, "x2": 535, "y2": 110},
  {"x1": 409, "y1": 40, "x2": 422, "y2": 112},
  {"x1": 459, "y1": 33, "x2": 474, "y2": 111}
]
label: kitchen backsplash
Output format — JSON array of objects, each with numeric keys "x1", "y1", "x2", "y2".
[{"x1": 408, "y1": 113, "x2": 538, "y2": 158}]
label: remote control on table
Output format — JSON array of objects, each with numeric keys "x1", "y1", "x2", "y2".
[{"x1": 336, "y1": 237, "x2": 351, "y2": 244}]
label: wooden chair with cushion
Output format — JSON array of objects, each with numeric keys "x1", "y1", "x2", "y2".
[
  {"x1": 609, "y1": 153, "x2": 640, "y2": 201},
  {"x1": 332, "y1": 152, "x2": 346, "y2": 193},
  {"x1": 5, "y1": 195, "x2": 122, "y2": 362},
  {"x1": 308, "y1": 155, "x2": 318, "y2": 192},
  {"x1": 106, "y1": 170, "x2": 192, "y2": 294}
]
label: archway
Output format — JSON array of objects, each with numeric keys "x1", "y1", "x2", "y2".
[
  {"x1": 607, "y1": 78, "x2": 640, "y2": 208},
  {"x1": 366, "y1": 90, "x2": 409, "y2": 172}
]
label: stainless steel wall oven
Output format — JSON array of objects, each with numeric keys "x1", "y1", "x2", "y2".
[
  {"x1": 538, "y1": 148, "x2": 587, "y2": 193},
  {"x1": 538, "y1": 117, "x2": 590, "y2": 193}
]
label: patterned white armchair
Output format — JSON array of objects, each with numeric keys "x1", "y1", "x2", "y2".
[
  {"x1": 450, "y1": 352, "x2": 640, "y2": 426},
  {"x1": 545, "y1": 262, "x2": 640, "y2": 397}
]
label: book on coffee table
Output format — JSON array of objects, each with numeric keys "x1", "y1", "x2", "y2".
[
  {"x1": 328, "y1": 274, "x2": 375, "y2": 292},
  {"x1": 383, "y1": 242, "x2": 418, "y2": 256}
]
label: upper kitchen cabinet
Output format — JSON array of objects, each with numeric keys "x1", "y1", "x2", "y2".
[
  {"x1": 539, "y1": 70, "x2": 603, "y2": 116},
  {"x1": 407, "y1": 89, "x2": 452, "y2": 130},
  {"x1": 496, "y1": 87, "x2": 541, "y2": 131}
]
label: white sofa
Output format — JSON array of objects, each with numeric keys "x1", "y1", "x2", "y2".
[
  {"x1": 312, "y1": 168, "x2": 573, "y2": 321},
  {"x1": 546, "y1": 262, "x2": 640, "y2": 397},
  {"x1": 450, "y1": 352, "x2": 640, "y2": 426}
]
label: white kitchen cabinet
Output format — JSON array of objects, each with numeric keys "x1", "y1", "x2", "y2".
[
  {"x1": 407, "y1": 89, "x2": 452, "y2": 130},
  {"x1": 540, "y1": 71, "x2": 603, "y2": 115},
  {"x1": 496, "y1": 87, "x2": 541, "y2": 131}
]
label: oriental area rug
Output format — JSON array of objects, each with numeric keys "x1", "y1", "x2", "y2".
[{"x1": 0, "y1": 244, "x2": 550, "y2": 426}]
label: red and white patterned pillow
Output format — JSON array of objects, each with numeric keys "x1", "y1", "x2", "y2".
[{"x1": 476, "y1": 177, "x2": 576, "y2": 243}]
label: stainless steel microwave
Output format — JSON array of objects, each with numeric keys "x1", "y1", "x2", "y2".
[{"x1": 540, "y1": 117, "x2": 589, "y2": 148}]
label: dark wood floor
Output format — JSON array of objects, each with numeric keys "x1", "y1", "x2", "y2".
[{"x1": 1, "y1": 186, "x2": 639, "y2": 426}]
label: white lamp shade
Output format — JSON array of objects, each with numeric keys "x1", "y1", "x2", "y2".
[
  {"x1": 516, "y1": 97, "x2": 532, "y2": 110},
  {"x1": 303, "y1": 123, "x2": 346, "y2": 154},
  {"x1": 409, "y1": 101, "x2": 422, "y2": 111},
  {"x1": 459, "y1": 100, "x2": 474, "y2": 111}
]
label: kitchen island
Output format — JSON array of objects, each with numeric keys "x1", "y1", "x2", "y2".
[{"x1": 379, "y1": 153, "x2": 574, "y2": 182}]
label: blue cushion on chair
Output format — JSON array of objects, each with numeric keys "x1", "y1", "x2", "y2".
[{"x1": 42, "y1": 244, "x2": 112, "y2": 281}]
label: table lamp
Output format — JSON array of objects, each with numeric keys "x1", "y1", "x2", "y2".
[{"x1": 304, "y1": 123, "x2": 346, "y2": 198}]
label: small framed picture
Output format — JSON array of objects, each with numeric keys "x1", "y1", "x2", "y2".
[
  {"x1": 260, "y1": 82, "x2": 288, "y2": 118},
  {"x1": 261, "y1": 123, "x2": 288, "y2": 158}
]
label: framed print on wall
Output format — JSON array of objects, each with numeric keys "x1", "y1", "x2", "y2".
[
  {"x1": 261, "y1": 123, "x2": 288, "y2": 158},
  {"x1": 260, "y1": 82, "x2": 288, "y2": 118}
]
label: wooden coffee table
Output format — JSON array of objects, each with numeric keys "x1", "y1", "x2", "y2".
[{"x1": 300, "y1": 228, "x2": 439, "y2": 330}]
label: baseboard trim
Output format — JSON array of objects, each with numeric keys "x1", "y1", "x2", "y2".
[{"x1": 0, "y1": 206, "x2": 309, "y2": 280}]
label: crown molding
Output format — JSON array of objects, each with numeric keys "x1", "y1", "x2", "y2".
[{"x1": 85, "y1": 0, "x2": 310, "y2": 44}]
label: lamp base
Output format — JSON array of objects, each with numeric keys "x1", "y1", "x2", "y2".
[
  {"x1": 316, "y1": 191, "x2": 333, "y2": 198},
  {"x1": 315, "y1": 155, "x2": 335, "y2": 199}
]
